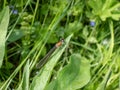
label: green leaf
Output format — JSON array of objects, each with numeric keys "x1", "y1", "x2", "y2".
[
  {"x1": 66, "y1": 21, "x2": 83, "y2": 36},
  {"x1": 7, "y1": 29, "x2": 25, "y2": 44},
  {"x1": 88, "y1": 0, "x2": 120, "y2": 21},
  {"x1": 88, "y1": 37, "x2": 97, "y2": 43},
  {"x1": 45, "y1": 54, "x2": 91, "y2": 90},
  {"x1": 22, "y1": 60, "x2": 30, "y2": 90},
  {"x1": 96, "y1": 67, "x2": 112, "y2": 90},
  {"x1": 0, "y1": 6, "x2": 9, "y2": 68},
  {"x1": 5, "y1": 62, "x2": 14, "y2": 69},
  {"x1": 17, "y1": 60, "x2": 30, "y2": 90},
  {"x1": 30, "y1": 34, "x2": 73, "y2": 90}
]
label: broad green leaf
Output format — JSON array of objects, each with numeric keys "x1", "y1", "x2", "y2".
[
  {"x1": 0, "y1": 6, "x2": 9, "y2": 67},
  {"x1": 30, "y1": 34, "x2": 73, "y2": 90},
  {"x1": 88, "y1": 0, "x2": 120, "y2": 21},
  {"x1": 45, "y1": 54, "x2": 91, "y2": 90}
]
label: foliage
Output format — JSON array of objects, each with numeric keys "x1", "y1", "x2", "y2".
[{"x1": 0, "y1": 0, "x2": 120, "y2": 90}]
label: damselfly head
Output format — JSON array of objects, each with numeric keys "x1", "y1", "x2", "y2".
[{"x1": 60, "y1": 38, "x2": 64, "y2": 43}]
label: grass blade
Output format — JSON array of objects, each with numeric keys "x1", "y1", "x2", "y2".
[{"x1": 17, "y1": 60, "x2": 30, "y2": 90}]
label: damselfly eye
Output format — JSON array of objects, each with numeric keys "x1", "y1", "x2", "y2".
[{"x1": 60, "y1": 38, "x2": 64, "y2": 43}]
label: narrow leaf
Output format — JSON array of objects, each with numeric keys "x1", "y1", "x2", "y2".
[
  {"x1": 0, "y1": 6, "x2": 9, "y2": 67},
  {"x1": 17, "y1": 60, "x2": 30, "y2": 90},
  {"x1": 30, "y1": 34, "x2": 73, "y2": 90}
]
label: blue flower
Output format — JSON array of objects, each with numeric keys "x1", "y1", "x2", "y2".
[
  {"x1": 12, "y1": 9, "x2": 18, "y2": 15},
  {"x1": 9, "y1": 5, "x2": 18, "y2": 15},
  {"x1": 90, "y1": 21, "x2": 95, "y2": 27}
]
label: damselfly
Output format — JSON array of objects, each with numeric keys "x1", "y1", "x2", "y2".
[{"x1": 36, "y1": 39, "x2": 64, "y2": 69}]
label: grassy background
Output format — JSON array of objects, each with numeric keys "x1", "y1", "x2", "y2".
[{"x1": 0, "y1": 0, "x2": 120, "y2": 90}]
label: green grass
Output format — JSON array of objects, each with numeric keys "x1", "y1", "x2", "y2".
[{"x1": 0, "y1": 0, "x2": 120, "y2": 90}]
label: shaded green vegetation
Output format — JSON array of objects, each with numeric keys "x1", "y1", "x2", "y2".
[{"x1": 0, "y1": 0, "x2": 120, "y2": 90}]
